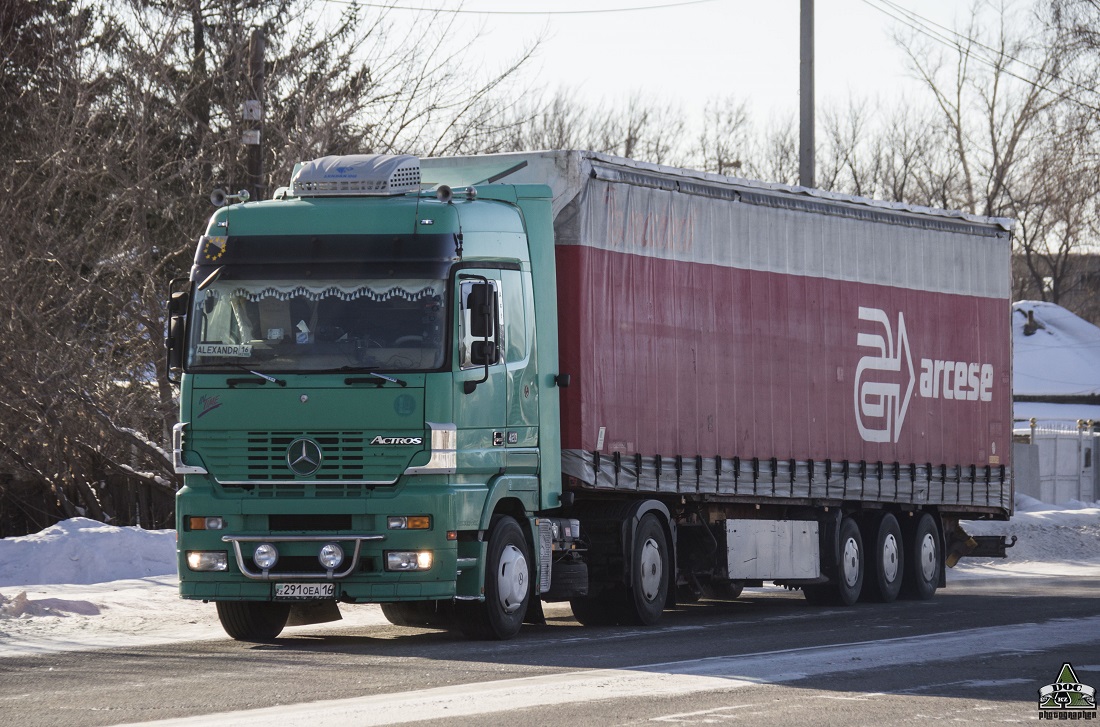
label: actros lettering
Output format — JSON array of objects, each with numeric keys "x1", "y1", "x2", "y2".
[
  {"x1": 919, "y1": 359, "x2": 993, "y2": 402},
  {"x1": 854, "y1": 307, "x2": 914, "y2": 444},
  {"x1": 370, "y1": 436, "x2": 423, "y2": 446}
]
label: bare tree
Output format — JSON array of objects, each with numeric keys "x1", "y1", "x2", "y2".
[
  {"x1": 0, "y1": 0, "x2": 537, "y2": 535},
  {"x1": 692, "y1": 96, "x2": 751, "y2": 176}
]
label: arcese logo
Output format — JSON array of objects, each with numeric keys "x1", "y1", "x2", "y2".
[
  {"x1": 854, "y1": 306, "x2": 994, "y2": 444},
  {"x1": 370, "y1": 436, "x2": 423, "y2": 446}
]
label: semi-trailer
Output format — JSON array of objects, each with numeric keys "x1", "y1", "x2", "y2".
[{"x1": 168, "y1": 150, "x2": 1014, "y2": 641}]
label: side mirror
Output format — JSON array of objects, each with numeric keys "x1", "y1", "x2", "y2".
[
  {"x1": 470, "y1": 340, "x2": 499, "y2": 366},
  {"x1": 467, "y1": 283, "x2": 497, "y2": 338},
  {"x1": 165, "y1": 288, "x2": 190, "y2": 382}
]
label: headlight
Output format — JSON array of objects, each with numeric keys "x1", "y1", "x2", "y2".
[
  {"x1": 387, "y1": 516, "x2": 431, "y2": 530},
  {"x1": 186, "y1": 551, "x2": 227, "y2": 572},
  {"x1": 385, "y1": 550, "x2": 433, "y2": 571},
  {"x1": 252, "y1": 543, "x2": 278, "y2": 570},
  {"x1": 318, "y1": 543, "x2": 344, "y2": 569},
  {"x1": 188, "y1": 516, "x2": 224, "y2": 531}
]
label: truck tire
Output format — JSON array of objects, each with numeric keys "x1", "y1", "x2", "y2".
[
  {"x1": 625, "y1": 513, "x2": 669, "y2": 625},
  {"x1": 901, "y1": 513, "x2": 940, "y2": 600},
  {"x1": 216, "y1": 601, "x2": 290, "y2": 642},
  {"x1": 862, "y1": 513, "x2": 904, "y2": 603},
  {"x1": 804, "y1": 516, "x2": 863, "y2": 606},
  {"x1": 381, "y1": 600, "x2": 455, "y2": 628},
  {"x1": 569, "y1": 595, "x2": 619, "y2": 626},
  {"x1": 457, "y1": 515, "x2": 531, "y2": 640},
  {"x1": 709, "y1": 581, "x2": 745, "y2": 601}
]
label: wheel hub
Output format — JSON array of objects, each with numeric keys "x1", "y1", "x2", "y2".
[
  {"x1": 882, "y1": 533, "x2": 899, "y2": 582},
  {"x1": 496, "y1": 544, "x2": 529, "y2": 614},
  {"x1": 639, "y1": 538, "x2": 663, "y2": 601},
  {"x1": 919, "y1": 533, "x2": 937, "y2": 581},
  {"x1": 842, "y1": 536, "x2": 861, "y2": 587}
]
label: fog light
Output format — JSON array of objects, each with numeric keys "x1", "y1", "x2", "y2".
[
  {"x1": 385, "y1": 550, "x2": 433, "y2": 571},
  {"x1": 186, "y1": 551, "x2": 227, "y2": 572},
  {"x1": 318, "y1": 543, "x2": 344, "y2": 569},
  {"x1": 253, "y1": 543, "x2": 278, "y2": 570}
]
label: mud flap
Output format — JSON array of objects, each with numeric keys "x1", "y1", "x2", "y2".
[{"x1": 286, "y1": 600, "x2": 342, "y2": 626}]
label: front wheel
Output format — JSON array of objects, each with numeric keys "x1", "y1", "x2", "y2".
[
  {"x1": 216, "y1": 601, "x2": 290, "y2": 642},
  {"x1": 458, "y1": 515, "x2": 531, "y2": 640}
]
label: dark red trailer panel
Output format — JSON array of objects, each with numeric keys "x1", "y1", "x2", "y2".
[{"x1": 547, "y1": 153, "x2": 1012, "y2": 513}]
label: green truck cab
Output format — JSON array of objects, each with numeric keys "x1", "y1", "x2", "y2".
[{"x1": 169, "y1": 155, "x2": 571, "y2": 640}]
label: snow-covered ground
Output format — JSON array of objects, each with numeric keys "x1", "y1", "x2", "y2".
[{"x1": 1, "y1": 495, "x2": 1097, "y2": 659}]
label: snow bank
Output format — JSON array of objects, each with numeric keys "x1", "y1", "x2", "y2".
[
  {"x1": 0, "y1": 517, "x2": 176, "y2": 587},
  {"x1": 955, "y1": 493, "x2": 1100, "y2": 579}
]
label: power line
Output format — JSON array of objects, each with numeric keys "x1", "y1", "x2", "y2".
[
  {"x1": 858, "y1": 0, "x2": 1100, "y2": 113},
  {"x1": 320, "y1": 0, "x2": 721, "y2": 15},
  {"x1": 878, "y1": 0, "x2": 1100, "y2": 102}
]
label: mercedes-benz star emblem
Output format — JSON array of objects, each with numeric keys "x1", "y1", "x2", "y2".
[{"x1": 286, "y1": 438, "x2": 323, "y2": 476}]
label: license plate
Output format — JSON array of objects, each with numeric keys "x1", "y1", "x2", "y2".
[{"x1": 274, "y1": 583, "x2": 335, "y2": 600}]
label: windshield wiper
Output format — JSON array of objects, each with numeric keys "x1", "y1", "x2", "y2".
[
  {"x1": 221, "y1": 363, "x2": 286, "y2": 387},
  {"x1": 339, "y1": 371, "x2": 409, "y2": 387},
  {"x1": 369, "y1": 372, "x2": 408, "y2": 387}
]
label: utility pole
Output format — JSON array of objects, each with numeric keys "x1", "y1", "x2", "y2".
[
  {"x1": 799, "y1": 0, "x2": 815, "y2": 189},
  {"x1": 244, "y1": 27, "x2": 265, "y2": 201}
]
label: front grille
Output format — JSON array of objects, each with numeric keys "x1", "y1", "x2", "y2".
[
  {"x1": 193, "y1": 430, "x2": 420, "y2": 489},
  {"x1": 246, "y1": 431, "x2": 367, "y2": 480}
]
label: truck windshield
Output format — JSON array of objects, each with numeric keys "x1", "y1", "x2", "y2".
[{"x1": 186, "y1": 277, "x2": 446, "y2": 373}]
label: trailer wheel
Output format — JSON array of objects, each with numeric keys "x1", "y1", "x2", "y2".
[
  {"x1": 457, "y1": 515, "x2": 530, "y2": 640},
  {"x1": 835, "y1": 516, "x2": 865, "y2": 606},
  {"x1": 626, "y1": 513, "x2": 669, "y2": 625},
  {"x1": 901, "y1": 513, "x2": 940, "y2": 600},
  {"x1": 215, "y1": 601, "x2": 290, "y2": 642},
  {"x1": 802, "y1": 516, "x2": 864, "y2": 607},
  {"x1": 862, "y1": 513, "x2": 904, "y2": 603},
  {"x1": 801, "y1": 583, "x2": 834, "y2": 606}
]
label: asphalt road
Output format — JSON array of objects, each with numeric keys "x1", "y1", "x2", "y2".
[{"x1": 2, "y1": 576, "x2": 1098, "y2": 726}]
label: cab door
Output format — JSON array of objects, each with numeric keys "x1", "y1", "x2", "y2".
[{"x1": 454, "y1": 271, "x2": 507, "y2": 474}]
